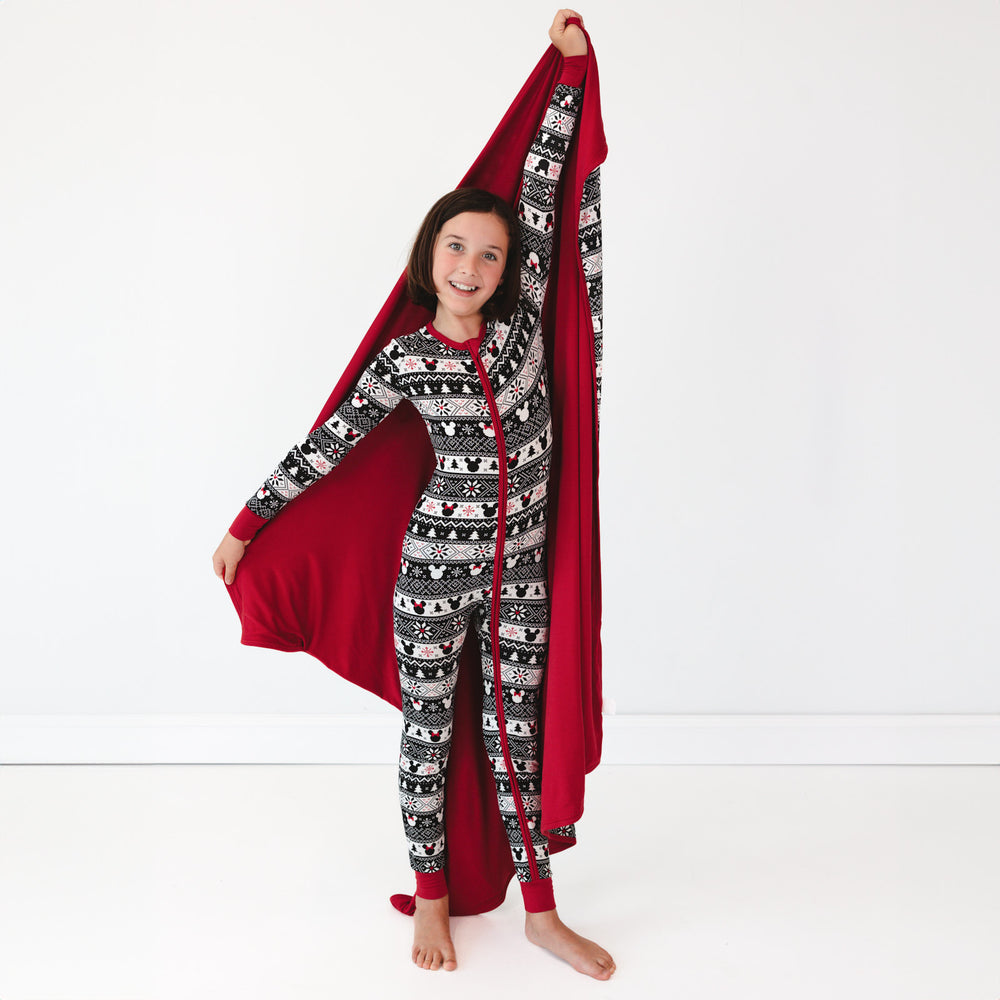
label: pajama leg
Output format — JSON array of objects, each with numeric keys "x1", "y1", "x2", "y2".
[
  {"x1": 478, "y1": 547, "x2": 554, "y2": 910},
  {"x1": 393, "y1": 559, "x2": 481, "y2": 897}
]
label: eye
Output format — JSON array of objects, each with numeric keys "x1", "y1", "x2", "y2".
[
  {"x1": 447, "y1": 241, "x2": 463, "y2": 252},
  {"x1": 483, "y1": 252, "x2": 498, "y2": 262}
]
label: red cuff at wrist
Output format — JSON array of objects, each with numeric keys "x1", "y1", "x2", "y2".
[
  {"x1": 559, "y1": 54, "x2": 587, "y2": 88},
  {"x1": 229, "y1": 506, "x2": 267, "y2": 542}
]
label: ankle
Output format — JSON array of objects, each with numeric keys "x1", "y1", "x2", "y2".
[{"x1": 414, "y1": 893, "x2": 449, "y2": 913}]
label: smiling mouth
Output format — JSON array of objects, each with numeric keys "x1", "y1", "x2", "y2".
[{"x1": 449, "y1": 281, "x2": 478, "y2": 293}]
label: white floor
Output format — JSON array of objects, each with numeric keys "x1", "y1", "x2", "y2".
[{"x1": 1, "y1": 764, "x2": 998, "y2": 1000}]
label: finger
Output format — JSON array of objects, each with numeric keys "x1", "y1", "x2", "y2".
[{"x1": 225, "y1": 563, "x2": 236, "y2": 585}]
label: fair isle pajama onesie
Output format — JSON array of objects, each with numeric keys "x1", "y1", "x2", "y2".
[{"x1": 234, "y1": 60, "x2": 589, "y2": 912}]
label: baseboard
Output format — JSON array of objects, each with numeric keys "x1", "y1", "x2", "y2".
[{"x1": 1, "y1": 714, "x2": 998, "y2": 764}]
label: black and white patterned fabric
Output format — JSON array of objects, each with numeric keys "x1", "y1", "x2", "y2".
[
  {"x1": 579, "y1": 166, "x2": 604, "y2": 432},
  {"x1": 241, "y1": 75, "x2": 602, "y2": 888}
]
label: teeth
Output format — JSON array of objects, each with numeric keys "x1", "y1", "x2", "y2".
[{"x1": 451, "y1": 281, "x2": 476, "y2": 291}]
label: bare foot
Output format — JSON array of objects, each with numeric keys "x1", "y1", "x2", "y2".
[
  {"x1": 412, "y1": 894, "x2": 457, "y2": 971},
  {"x1": 525, "y1": 908, "x2": 615, "y2": 980}
]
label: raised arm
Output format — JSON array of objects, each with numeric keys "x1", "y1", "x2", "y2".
[
  {"x1": 227, "y1": 340, "x2": 409, "y2": 542},
  {"x1": 513, "y1": 33, "x2": 587, "y2": 331}
]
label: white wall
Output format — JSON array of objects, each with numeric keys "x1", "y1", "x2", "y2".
[{"x1": 1, "y1": 1, "x2": 997, "y2": 750}]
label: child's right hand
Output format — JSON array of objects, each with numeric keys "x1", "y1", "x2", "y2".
[{"x1": 213, "y1": 531, "x2": 251, "y2": 585}]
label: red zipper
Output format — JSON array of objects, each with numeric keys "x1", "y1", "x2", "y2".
[{"x1": 467, "y1": 342, "x2": 541, "y2": 883}]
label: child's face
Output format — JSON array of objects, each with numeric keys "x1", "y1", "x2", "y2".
[{"x1": 431, "y1": 211, "x2": 509, "y2": 323}]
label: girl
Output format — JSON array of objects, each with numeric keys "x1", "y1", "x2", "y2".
[{"x1": 213, "y1": 10, "x2": 613, "y2": 980}]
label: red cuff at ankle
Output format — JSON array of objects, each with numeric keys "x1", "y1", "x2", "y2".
[
  {"x1": 414, "y1": 870, "x2": 448, "y2": 900},
  {"x1": 520, "y1": 877, "x2": 556, "y2": 913}
]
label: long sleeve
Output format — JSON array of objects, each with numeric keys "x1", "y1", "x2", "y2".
[
  {"x1": 513, "y1": 55, "x2": 587, "y2": 333},
  {"x1": 578, "y1": 165, "x2": 604, "y2": 429},
  {"x1": 229, "y1": 339, "x2": 409, "y2": 541}
]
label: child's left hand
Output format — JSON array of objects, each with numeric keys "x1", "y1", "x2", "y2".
[{"x1": 549, "y1": 9, "x2": 588, "y2": 58}]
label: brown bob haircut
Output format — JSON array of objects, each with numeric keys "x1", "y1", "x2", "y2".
[{"x1": 407, "y1": 188, "x2": 522, "y2": 323}]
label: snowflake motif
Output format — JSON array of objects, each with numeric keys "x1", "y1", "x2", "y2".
[
  {"x1": 460, "y1": 504, "x2": 475, "y2": 516},
  {"x1": 419, "y1": 646, "x2": 434, "y2": 657},
  {"x1": 508, "y1": 380, "x2": 525, "y2": 400},
  {"x1": 451, "y1": 616, "x2": 465, "y2": 631},
  {"x1": 502, "y1": 625, "x2": 519, "y2": 638},
  {"x1": 539, "y1": 460, "x2": 549, "y2": 478},
  {"x1": 431, "y1": 543, "x2": 450, "y2": 558},
  {"x1": 461, "y1": 480, "x2": 479, "y2": 498},
  {"x1": 510, "y1": 666, "x2": 531, "y2": 684},
  {"x1": 431, "y1": 476, "x2": 446, "y2": 493},
  {"x1": 361, "y1": 375, "x2": 379, "y2": 392},
  {"x1": 442, "y1": 359, "x2": 459, "y2": 371},
  {"x1": 412, "y1": 622, "x2": 431, "y2": 639},
  {"x1": 474, "y1": 544, "x2": 491, "y2": 558},
  {"x1": 402, "y1": 794, "x2": 419, "y2": 810},
  {"x1": 524, "y1": 276, "x2": 540, "y2": 298},
  {"x1": 424, "y1": 500, "x2": 438, "y2": 514},
  {"x1": 427, "y1": 746, "x2": 443, "y2": 762},
  {"x1": 508, "y1": 604, "x2": 528, "y2": 621},
  {"x1": 474, "y1": 401, "x2": 491, "y2": 417}
]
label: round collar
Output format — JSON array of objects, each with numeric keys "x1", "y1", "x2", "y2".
[{"x1": 426, "y1": 319, "x2": 485, "y2": 351}]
